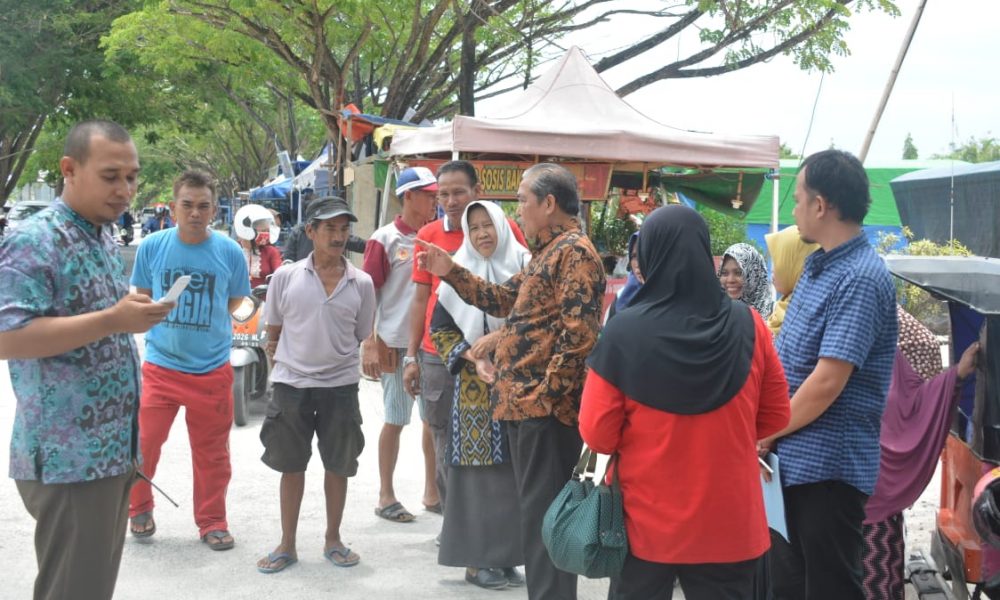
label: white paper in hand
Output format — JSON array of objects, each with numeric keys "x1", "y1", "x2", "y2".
[
  {"x1": 159, "y1": 275, "x2": 191, "y2": 304},
  {"x1": 760, "y1": 452, "x2": 789, "y2": 542}
]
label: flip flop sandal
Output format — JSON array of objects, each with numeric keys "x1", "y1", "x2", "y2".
[
  {"x1": 257, "y1": 551, "x2": 297, "y2": 574},
  {"x1": 325, "y1": 545, "x2": 360, "y2": 568},
  {"x1": 130, "y1": 512, "x2": 156, "y2": 539},
  {"x1": 374, "y1": 501, "x2": 415, "y2": 523},
  {"x1": 424, "y1": 502, "x2": 443, "y2": 515},
  {"x1": 201, "y1": 529, "x2": 235, "y2": 551}
]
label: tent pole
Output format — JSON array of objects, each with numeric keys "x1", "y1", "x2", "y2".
[
  {"x1": 380, "y1": 163, "x2": 395, "y2": 229},
  {"x1": 771, "y1": 168, "x2": 780, "y2": 234},
  {"x1": 858, "y1": 0, "x2": 928, "y2": 163}
]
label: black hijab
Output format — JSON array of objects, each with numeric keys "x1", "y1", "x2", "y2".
[{"x1": 587, "y1": 205, "x2": 755, "y2": 414}]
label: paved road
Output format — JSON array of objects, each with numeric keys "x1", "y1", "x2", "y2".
[{"x1": 0, "y1": 353, "x2": 613, "y2": 600}]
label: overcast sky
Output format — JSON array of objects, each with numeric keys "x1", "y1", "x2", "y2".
[{"x1": 484, "y1": 0, "x2": 999, "y2": 164}]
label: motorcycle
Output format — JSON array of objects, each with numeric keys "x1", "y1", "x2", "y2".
[
  {"x1": 118, "y1": 224, "x2": 134, "y2": 246},
  {"x1": 230, "y1": 284, "x2": 270, "y2": 426}
]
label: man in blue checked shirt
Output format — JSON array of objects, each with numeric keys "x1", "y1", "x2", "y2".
[{"x1": 762, "y1": 150, "x2": 898, "y2": 600}]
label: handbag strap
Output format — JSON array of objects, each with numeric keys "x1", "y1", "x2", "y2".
[
  {"x1": 598, "y1": 452, "x2": 627, "y2": 548},
  {"x1": 573, "y1": 446, "x2": 599, "y2": 480}
]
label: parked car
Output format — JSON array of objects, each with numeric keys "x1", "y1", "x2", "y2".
[{"x1": 5, "y1": 200, "x2": 53, "y2": 231}]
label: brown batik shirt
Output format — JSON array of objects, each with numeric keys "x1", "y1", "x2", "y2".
[{"x1": 442, "y1": 220, "x2": 605, "y2": 426}]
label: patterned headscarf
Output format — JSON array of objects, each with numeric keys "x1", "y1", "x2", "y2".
[{"x1": 719, "y1": 242, "x2": 773, "y2": 319}]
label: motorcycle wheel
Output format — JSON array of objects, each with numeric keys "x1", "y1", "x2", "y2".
[
  {"x1": 251, "y1": 349, "x2": 269, "y2": 400},
  {"x1": 232, "y1": 365, "x2": 252, "y2": 427}
]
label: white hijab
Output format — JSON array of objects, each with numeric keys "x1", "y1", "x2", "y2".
[{"x1": 437, "y1": 201, "x2": 530, "y2": 344}]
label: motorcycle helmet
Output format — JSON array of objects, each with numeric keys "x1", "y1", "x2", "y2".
[
  {"x1": 234, "y1": 204, "x2": 280, "y2": 244},
  {"x1": 973, "y1": 467, "x2": 1000, "y2": 548}
]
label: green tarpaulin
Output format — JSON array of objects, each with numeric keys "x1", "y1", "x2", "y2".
[{"x1": 745, "y1": 159, "x2": 970, "y2": 226}]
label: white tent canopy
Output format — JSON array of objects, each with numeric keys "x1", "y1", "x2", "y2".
[{"x1": 390, "y1": 47, "x2": 778, "y2": 169}]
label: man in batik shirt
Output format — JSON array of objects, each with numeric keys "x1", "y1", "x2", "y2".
[
  {"x1": 417, "y1": 163, "x2": 605, "y2": 600},
  {"x1": 0, "y1": 120, "x2": 172, "y2": 600}
]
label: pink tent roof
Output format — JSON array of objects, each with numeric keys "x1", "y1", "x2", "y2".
[{"x1": 390, "y1": 47, "x2": 779, "y2": 169}]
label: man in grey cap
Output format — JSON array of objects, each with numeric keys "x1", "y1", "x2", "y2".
[
  {"x1": 282, "y1": 192, "x2": 367, "y2": 263},
  {"x1": 256, "y1": 196, "x2": 376, "y2": 572}
]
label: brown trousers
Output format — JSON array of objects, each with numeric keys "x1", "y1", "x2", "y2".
[{"x1": 17, "y1": 469, "x2": 136, "y2": 600}]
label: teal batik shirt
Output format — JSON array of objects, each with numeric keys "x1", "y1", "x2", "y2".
[{"x1": 0, "y1": 200, "x2": 141, "y2": 483}]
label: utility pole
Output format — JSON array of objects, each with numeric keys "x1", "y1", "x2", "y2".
[{"x1": 858, "y1": 0, "x2": 929, "y2": 163}]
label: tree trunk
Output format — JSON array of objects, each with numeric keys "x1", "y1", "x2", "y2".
[{"x1": 458, "y1": 6, "x2": 477, "y2": 116}]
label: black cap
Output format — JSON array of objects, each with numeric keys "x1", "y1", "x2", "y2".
[{"x1": 307, "y1": 196, "x2": 357, "y2": 223}]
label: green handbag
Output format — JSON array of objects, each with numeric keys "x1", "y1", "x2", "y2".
[{"x1": 541, "y1": 446, "x2": 628, "y2": 579}]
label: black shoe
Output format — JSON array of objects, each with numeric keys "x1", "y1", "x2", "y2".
[
  {"x1": 503, "y1": 567, "x2": 524, "y2": 587},
  {"x1": 466, "y1": 568, "x2": 509, "y2": 590}
]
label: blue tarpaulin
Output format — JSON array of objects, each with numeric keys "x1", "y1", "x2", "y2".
[{"x1": 248, "y1": 160, "x2": 311, "y2": 201}]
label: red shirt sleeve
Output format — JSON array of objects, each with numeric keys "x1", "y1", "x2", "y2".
[
  {"x1": 579, "y1": 368, "x2": 627, "y2": 454},
  {"x1": 754, "y1": 313, "x2": 791, "y2": 440},
  {"x1": 412, "y1": 227, "x2": 433, "y2": 284},
  {"x1": 363, "y1": 238, "x2": 390, "y2": 291}
]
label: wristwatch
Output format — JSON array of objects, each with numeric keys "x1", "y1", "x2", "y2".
[{"x1": 402, "y1": 355, "x2": 418, "y2": 367}]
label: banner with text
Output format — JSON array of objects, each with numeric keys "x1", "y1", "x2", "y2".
[{"x1": 409, "y1": 160, "x2": 613, "y2": 201}]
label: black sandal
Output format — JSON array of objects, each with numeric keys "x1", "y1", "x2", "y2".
[{"x1": 130, "y1": 512, "x2": 156, "y2": 538}]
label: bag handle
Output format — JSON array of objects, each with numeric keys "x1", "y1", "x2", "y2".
[
  {"x1": 598, "y1": 452, "x2": 627, "y2": 549},
  {"x1": 573, "y1": 446, "x2": 599, "y2": 480}
]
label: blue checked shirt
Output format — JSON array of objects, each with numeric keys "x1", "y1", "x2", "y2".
[{"x1": 775, "y1": 234, "x2": 898, "y2": 495}]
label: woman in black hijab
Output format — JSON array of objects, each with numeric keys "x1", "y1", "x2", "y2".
[{"x1": 579, "y1": 205, "x2": 790, "y2": 600}]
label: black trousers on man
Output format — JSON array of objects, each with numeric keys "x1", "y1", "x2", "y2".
[
  {"x1": 769, "y1": 480, "x2": 868, "y2": 600},
  {"x1": 610, "y1": 553, "x2": 760, "y2": 600},
  {"x1": 507, "y1": 416, "x2": 583, "y2": 600}
]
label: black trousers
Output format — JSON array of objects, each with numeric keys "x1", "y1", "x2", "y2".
[
  {"x1": 769, "y1": 480, "x2": 868, "y2": 600},
  {"x1": 507, "y1": 416, "x2": 583, "y2": 600},
  {"x1": 611, "y1": 554, "x2": 760, "y2": 600}
]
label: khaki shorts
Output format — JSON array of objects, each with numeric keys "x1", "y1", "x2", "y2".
[{"x1": 260, "y1": 382, "x2": 365, "y2": 477}]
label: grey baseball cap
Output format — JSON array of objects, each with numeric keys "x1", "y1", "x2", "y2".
[{"x1": 308, "y1": 196, "x2": 357, "y2": 222}]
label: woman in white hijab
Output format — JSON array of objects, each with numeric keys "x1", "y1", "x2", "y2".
[{"x1": 431, "y1": 200, "x2": 529, "y2": 590}]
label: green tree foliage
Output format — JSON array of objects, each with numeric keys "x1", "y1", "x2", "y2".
[
  {"x1": 932, "y1": 135, "x2": 1000, "y2": 164},
  {"x1": 699, "y1": 206, "x2": 760, "y2": 256},
  {"x1": 589, "y1": 198, "x2": 637, "y2": 257},
  {"x1": 593, "y1": 0, "x2": 900, "y2": 96},
  {"x1": 877, "y1": 227, "x2": 972, "y2": 333},
  {"x1": 778, "y1": 143, "x2": 800, "y2": 159},
  {"x1": 5, "y1": 1, "x2": 902, "y2": 202},
  {"x1": 902, "y1": 132, "x2": 918, "y2": 159},
  {"x1": 0, "y1": 0, "x2": 150, "y2": 201},
  {"x1": 105, "y1": 0, "x2": 899, "y2": 145}
]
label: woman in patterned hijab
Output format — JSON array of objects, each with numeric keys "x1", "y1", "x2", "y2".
[{"x1": 718, "y1": 242, "x2": 773, "y2": 319}]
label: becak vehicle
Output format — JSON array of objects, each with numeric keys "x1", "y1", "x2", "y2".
[{"x1": 887, "y1": 255, "x2": 1000, "y2": 600}]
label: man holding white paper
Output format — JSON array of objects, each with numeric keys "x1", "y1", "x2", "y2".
[
  {"x1": 127, "y1": 170, "x2": 250, "y2": 550},
  {"x1": 0, "y1": 120, "x2": 173, "y2": 600}
]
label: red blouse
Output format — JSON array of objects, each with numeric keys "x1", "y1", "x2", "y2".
[
  {"x1": 578, "y1": 311, "x2": 790, "y2": 564},
  {"x1": 250, "y1": 244, "x2": 283, "y2": 288}
]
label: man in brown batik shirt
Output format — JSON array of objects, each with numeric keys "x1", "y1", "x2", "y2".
[{"x1": 417, "y1": 163, "x2": 605, "y2": 600}]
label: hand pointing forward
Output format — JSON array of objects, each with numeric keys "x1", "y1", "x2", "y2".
[{"x1": 414, "y1": 239, "x2": 455, "y2": 277}]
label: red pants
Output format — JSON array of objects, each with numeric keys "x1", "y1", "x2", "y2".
[{"x1": 129, "y1": 362, "x2": 234, "y2": 537}]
